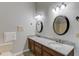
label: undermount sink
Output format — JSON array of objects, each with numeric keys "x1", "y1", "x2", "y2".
[
  {"x1": 48, "y1": 42, "x2": 64, "y2": 48},
  {"x1": 28, "y1": 36, "x2": 74, "y2": 56}
]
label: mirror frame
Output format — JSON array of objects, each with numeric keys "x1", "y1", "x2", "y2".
[
  {"x1": 36, "y1": 21, "x2": 43, "y2": 33},
  {"x1": 53, "y1": 16, "x2": 70, "y2": 35}
]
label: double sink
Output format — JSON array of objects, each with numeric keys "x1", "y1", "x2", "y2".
[{"x1": 29, "y1": 35, "x2": 74, "y2": 55}]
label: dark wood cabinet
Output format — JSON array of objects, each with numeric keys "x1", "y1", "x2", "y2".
[
  {"x1": 42, "y1": 46, "x2": 64, "y2": 56},
  {"x1": 28, "y1": 38, "x2": 74, "y2": 56},
  {"x1": 42, "y1": 50, "x2": 51, "y2": 56},
  {"x1": 28, "y1": 38, "x2": 35, "y2": 54},
  {"x1": 34, "y1": 42, "x2": 42, "y2": 56}
]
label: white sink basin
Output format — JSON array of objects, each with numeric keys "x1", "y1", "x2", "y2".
[{"x1": 48, "y1": 42, "x2": 63, "y2": 48}]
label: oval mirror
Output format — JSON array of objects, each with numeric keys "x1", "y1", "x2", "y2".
[
  {"x1": 36, "y1": 21, "x2": 43, "y2": 33},
  {"x1": 53, "y1": 16, "x2": 69, "y2": 35}
]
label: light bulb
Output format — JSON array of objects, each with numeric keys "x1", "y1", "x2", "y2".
[
  {"x1": 34, "y1": 15, "x2": 43, "y2": 21},
  {"x1": 52, "y1": 9, "x2": 56, "y2": 13},
  {"x1": 61, "y1": 5, "x2": 65, "y2": 9},
  {"x1": 56, "y1": 6, "x2": 60, "y2": 12},
  {"x1": 35, "y1": 15, "x2": 41, "y2": 19},
  {"x1": 61, "y1": 3, "x2": 66, "y2": 9}
]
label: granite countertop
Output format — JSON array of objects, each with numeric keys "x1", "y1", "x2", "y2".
[{"x1": 28, "y1": 36, "x2": 74, "y2": 56}]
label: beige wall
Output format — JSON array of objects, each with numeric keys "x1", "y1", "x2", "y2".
[{"x1": 0, "y1": 2, "x2": 36, "y2": 54}]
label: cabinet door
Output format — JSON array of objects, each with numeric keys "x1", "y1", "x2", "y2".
[
  {"x1": 28, "y1": 38, "x2": 35, "y2": 54},
  {"x1": 35, "y1": 42, "x2": 42, "y2": 56},
  {"x1": 28, "y1": 38, "x2": 31, "y2": 49},
  {"x1": 42, "y1": 46, "x2": 64, "y2": 56},
  {"x1": 42, "y1": 51, "x2": 52, "y2": 56},
  {"x1": 42, "y1": 46, "x2": 53, "y2": 56}
]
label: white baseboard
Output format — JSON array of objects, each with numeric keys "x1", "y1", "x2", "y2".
[{"x1": 14, "y1": 49, "x2": 30, "y2": 56}]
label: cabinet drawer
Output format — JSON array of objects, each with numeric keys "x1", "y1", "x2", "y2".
[{"x1": 43, "y1": 46, "x2": 64, "y2": 56}]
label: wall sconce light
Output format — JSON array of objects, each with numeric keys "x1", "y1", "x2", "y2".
[
  {"x1": 56, "y1": 5, "x2": 60, "y2": 12},
  {"x1": 52, "y1": 2, "x2": 67, "y2": 13},
  {"x1": 61, "y1": 2, "x2": 66, "y2": 10},
  {"x1": 52, "y1": 9, "x2": 56, "y2": 13},
  {"x1": 34, "y1": 15, "x2": 44, "y2": 21},
  {"x1": 35, "y1": 15, "x2": 41, "y2": 19},
  {"x1": 76, "y1": 16, "x2": 79, "y2": 21}
]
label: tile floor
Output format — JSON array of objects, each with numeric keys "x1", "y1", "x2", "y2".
[{"x1": 19, "y1": 51, "x2": 34, "y2": 56}]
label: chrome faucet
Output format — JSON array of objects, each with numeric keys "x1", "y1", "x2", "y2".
[{"x1": 55, "y1": 39, "x2": 63, "y2": 44}]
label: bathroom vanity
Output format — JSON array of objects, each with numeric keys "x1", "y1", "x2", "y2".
[{"x1": 27, "y1": 36, "x2": 74, "y2": 56}]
